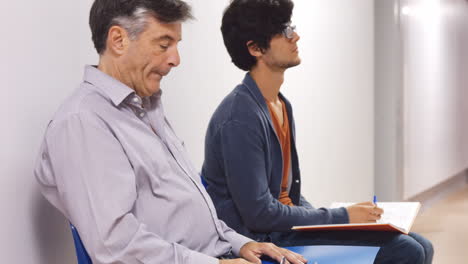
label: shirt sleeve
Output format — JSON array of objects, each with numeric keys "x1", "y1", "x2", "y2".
[
  {"x1": 217, "y1": 220, "x2": 253, "y2": 256},
  {"x1": 299, "y1": 195, "x2": 313, "y2": 209},
  {"x1": 43, "y1": 112, "x2": 219, "y2": 264},
  {"x1": 219, "y1": 120, "x2": 349, "y2": 233}
]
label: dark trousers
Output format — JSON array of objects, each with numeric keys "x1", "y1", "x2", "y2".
[{"x1": 266, "y1": 230, "x2": 433, "y2": 264}]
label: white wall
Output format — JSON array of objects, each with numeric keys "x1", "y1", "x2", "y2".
[
  {"x1": 0, "y1": 1, "x2": 374, "y2": 263},
  {"x1": 374, "y1": 0, "x2": 405, "y2": 202},
  {"x1": 285, "y1": 0, "x2": 375, "y2": 206},
  {"x1": 401, "y1": 0, "x2": 468, "y2": 198},
  {"x1": 374, "y1": 0, "x2": 468, "y2": 201},
  {"x1": 0, "y1": 1, "x2": 81, "y2": 263}
]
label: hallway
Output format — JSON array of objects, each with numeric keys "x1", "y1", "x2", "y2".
[{"x1": 412, "y1": 186, "x2": 468, "y2": 263}]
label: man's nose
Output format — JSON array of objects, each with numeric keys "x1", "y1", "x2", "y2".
[{"x1": 168, "y1": 47, "x2": 181, "y2": 67}]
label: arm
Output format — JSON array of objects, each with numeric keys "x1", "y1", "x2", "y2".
[
  {"x1": 220, "y1": 121, "x2": 348, "y2": 232},
  {"x1": 44, "y1": 112, "x2": 218, "y2": 264},
  {"x1": 217, "y1": 220, "x2": 254, "y2": 255},
  {"x1": 299, "y1": 195, "x2": 313, "y2": 209}
]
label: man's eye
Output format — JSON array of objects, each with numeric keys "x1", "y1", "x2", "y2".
[{"x1": 160, "y1": 45, "x2": 169, "y2": 50}]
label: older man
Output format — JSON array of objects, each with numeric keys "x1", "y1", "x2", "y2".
[{"x1": 34, "y1": 1, "x2": 306, "y2": 264}]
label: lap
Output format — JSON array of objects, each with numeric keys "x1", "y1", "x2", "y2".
[
  {"x1": 269, "y1": 230, "x2": 414, "y2": 247},
  {"x1": 267, "y1": 230, "x2": 432, "y2": 264}
]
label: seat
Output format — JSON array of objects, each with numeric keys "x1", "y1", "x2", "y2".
[
  {"x1": 70, "y1": 223, "x2": 92, "y2": 264},
  {"x1": 262, "y1": 245, "x2": 380, "y2": 264}
]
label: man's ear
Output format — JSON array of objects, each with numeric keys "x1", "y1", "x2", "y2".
[
  {"x1": 246, "y1": 40, "x2": 264, "y2": 58},
  {"x1": 106, "y1": 25, "x2": 130, "y2": 56}
]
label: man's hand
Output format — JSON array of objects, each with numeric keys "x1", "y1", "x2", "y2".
[
  {"x1": 346, "y1": 201, "x2": 384, "y2": 223},
  {"x1": 224, "y1": 241, "x2": 307, "y2": 264},
  {"x1": 219, "y1": 258, "x2": 254, "y2": 264}
]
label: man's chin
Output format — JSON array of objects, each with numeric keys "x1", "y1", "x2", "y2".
[
  {"x1": 285, "y1": 59, "x2": 301, "y2": 69},
  {"x1": 145, "y1": 81, "x2": 161, "y2": 96},
  {"x1": 152, "y1": 81, "x2": 161, "y2": 89},
  {"x1": 149, "y1": 86, "x2": 161, "y2": 96}
]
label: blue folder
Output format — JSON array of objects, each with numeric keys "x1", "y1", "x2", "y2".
[{"x1": 262, "y1": 245, "x2": 379, "y2": 264}]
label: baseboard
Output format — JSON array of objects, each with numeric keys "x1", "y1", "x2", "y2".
[{"x1": 407, "y1": 169, "x2": 468, "y2": 212}]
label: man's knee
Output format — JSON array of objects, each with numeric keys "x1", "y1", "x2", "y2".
[
  {"x1": 424, "y1": 239, "x2": 434, "y2": 261},
  {"x1": 377, "y1": 234, "x2": 425, "y2": 264},
  {"x1": 404, "y1": 239, "x2": 425, "y2": 264},
  {"x1": 409, "y1": 232, "x2": 434, "y2": 263}
]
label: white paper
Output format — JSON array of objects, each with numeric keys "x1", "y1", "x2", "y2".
[{"x1": 331, "y1": 202, "x2": 421, "y2": 232}]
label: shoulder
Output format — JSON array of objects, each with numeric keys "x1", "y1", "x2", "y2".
[
  {"x1": 47, "y1": 82, "x2": 115, "y2": 135},
  {"x1": 212, "y1": 84, "x2": 266, "y2": 127}
]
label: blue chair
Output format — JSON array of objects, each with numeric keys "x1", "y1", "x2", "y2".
[
  {"x1": 70, "y1": 223, "x2": 92, "y2": 264},
  {"x1": 262, "y1": 245, "x2": 380, "y2": 264},
  {"x1": 201, "y1": 176, "x2": 208, "y2": 188}
]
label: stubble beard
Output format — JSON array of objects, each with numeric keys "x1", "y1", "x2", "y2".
[{"x1": 279, "y1": 58, "x2": 301, "y2": 70}]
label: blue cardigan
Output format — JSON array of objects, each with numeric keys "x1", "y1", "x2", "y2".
[{"x1": 201, "y1": 73, "x2": 348, "y2": 241}]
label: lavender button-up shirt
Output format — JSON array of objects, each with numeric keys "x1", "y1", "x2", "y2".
[{"x1": 34, "y1": 65, "x2": 252, "y2": 264}]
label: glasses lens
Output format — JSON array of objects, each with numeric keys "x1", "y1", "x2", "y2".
[{"x1": 283, "y1": 25, "x2": 296, "y2": 39}]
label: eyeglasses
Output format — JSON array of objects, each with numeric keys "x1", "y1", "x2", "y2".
[{"x1": 282, "y1": 24, "x2": 297, "y2": 39}]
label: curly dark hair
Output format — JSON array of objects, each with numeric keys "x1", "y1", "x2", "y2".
[
  {"x1": 221, "y1": 0, "x2": 294, "y2": 71},
  {"x1": 90, "y1": 0, "x2": 193, "y2": 54}
]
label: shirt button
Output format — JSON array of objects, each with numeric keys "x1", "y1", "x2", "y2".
[
  {"x1": 139, "y1": 112, "x2": 145, "y2": 118},
  {"x1": 132, "y1": 97, "x2": 140, "y2": 103},
  {"x1": 295, "y1": 180, "x2": 300, "y2": 183}
]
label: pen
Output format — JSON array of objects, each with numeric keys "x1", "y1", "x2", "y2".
[{"x1": 373, "y1": 195, "x2": 378, "y2": 206}]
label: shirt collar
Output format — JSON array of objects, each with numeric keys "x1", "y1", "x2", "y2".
[
  {"x1": 83, "y1": 65, "x2": 136, "y2": 106},
  {"x1": 242, "y1": 72, "x2": 287, "y2": 106},
  {"x1": 242, "y1": 73, "x2": 271, "y2": 116},
  {"x1": 242, "y1": 72, "x2": 292, "y2": 136}
]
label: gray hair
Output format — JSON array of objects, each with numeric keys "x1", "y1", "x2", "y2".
[
  {"x1": 90, "y1": 0, "x2": 192, "y2": 54},
  {"x1": 112, "y1": 7, "x2": 153, "y2": 40}
]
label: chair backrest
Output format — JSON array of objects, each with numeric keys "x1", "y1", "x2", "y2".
[
  {"x1": 69, "y1": 223, "x2": 92, "y2": 264},
  {"x1": 201, "y1": 176, "x2": 208, "y2": 188}
]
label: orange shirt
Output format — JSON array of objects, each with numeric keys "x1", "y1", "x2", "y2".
[{"x1": 267, "y1": 99, "x2": 294, "y2": 206}]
